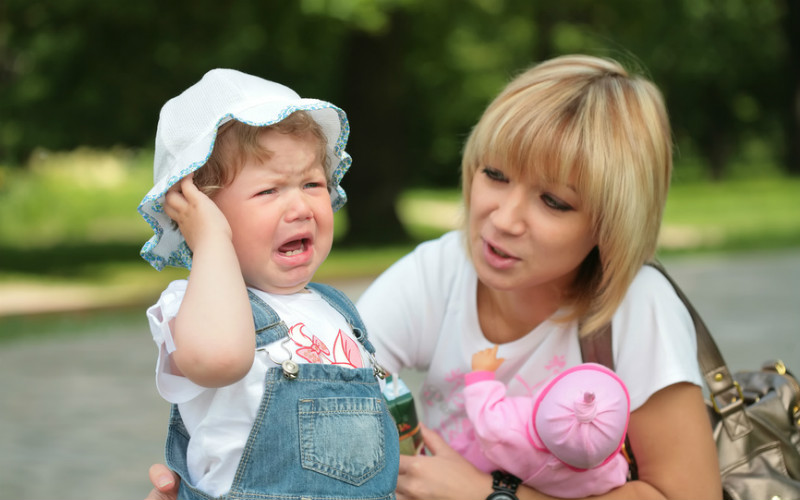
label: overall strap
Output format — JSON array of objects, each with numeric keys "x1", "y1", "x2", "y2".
[
  {"x1": 246, "y1": 286, "x2": 372, "y2": 349},
  {"x1": 306, "y1": 282, "x2": 376, "y2": 355},
  {"x1": 247, "y1": 290, "x2": 288, "y2": 347}
]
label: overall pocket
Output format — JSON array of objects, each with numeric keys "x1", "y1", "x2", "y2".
[{"x1": 298, "y1": 396, "x2": 386, "y2": 486}]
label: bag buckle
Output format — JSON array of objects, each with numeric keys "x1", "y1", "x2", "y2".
[{"x1": 711, "y1": 380, "x2": 745, "y2": 415}]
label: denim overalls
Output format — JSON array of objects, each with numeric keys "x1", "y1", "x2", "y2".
[{"x1": 164, "y1": 283, "x2": 400, "y2": 500}]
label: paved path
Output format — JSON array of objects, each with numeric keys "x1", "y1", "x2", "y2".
[{"x1": 0, "y1": 250, "x2": 798, "y2": 500}]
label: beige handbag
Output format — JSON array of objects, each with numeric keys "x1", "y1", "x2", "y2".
[{"x1": 580, "y1": 262, "x2": 800, "y2": 500}]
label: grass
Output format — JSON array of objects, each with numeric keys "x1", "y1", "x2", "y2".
[
  {"x1": 660, "y1": 178, "x2": 800, "y2": 253},
  {"x1": 0, "y1": 148, "x2": 798, "y2": 327}
]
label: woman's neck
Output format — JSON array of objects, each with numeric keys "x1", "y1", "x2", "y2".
[{"x1": 476, "y1": 280, "x2": 566, "y2": 345}]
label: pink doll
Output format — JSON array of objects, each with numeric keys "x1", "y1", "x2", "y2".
[{"x1": 463, "y1": 346, "x2": 631, "y2": 498}]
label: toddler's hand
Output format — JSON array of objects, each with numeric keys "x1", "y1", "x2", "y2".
[
  {"x1": 471, "y1": 345, "x2": 504, "y2": 372},
  {"x1": 164, "y1": 174, "x2": 231, "y2": 251}
]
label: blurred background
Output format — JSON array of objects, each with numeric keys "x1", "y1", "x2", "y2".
[{"x1": 1, "y1": 1, "x2": 799, "y2": 499}]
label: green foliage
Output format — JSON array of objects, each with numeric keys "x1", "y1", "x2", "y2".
[
  {"x1": 1, "y1": 0, "x2": 798, "y2": 249},
  {"x1": 3, "y1": 0, "x2": 794, "y2": 174},
  {"x1": 0, "y1": 148, "x2": 152, "y2": 248}
]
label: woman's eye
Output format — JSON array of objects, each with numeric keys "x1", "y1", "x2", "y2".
[
  {"x1": 542, "y1": 194, "x2": 573, "y2": 212},
  {"x1": 481, "y1": 167, "x2": 508, "y2": 182}
]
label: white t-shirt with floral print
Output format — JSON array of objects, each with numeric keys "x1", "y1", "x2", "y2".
[{"x1": 147, "y1": 282, "x2": 370, "y2": 496}]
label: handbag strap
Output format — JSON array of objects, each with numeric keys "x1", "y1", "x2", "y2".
[{"x1": 579, "y1": 261, "x2": 752, "y2": 441}]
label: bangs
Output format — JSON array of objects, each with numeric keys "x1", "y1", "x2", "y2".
[{"x1": 469, "y1": 89, "x2": 600, "y2": 215}]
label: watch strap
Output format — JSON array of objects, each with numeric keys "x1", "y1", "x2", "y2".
[{"x1": 487, "y1": 470, "x2": 521, "y2": 500}]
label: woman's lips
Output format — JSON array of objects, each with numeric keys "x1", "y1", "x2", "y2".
[{"x1": 482, "y1": 239, "x2": 519, "y2": 269}]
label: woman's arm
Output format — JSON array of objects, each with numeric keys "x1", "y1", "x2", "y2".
[
  {"x1": 396, "y1": 383, "x2": 721, "y2": 500},
  {"x1": 396, "y1": 425, "x2": 495, "y2": 500},
  {"x1": 396, "y1": 426, "x2": 569, "y2": 500},
  {"x1": 620, "y1": 382, "x2": 721, "y2": 499}
]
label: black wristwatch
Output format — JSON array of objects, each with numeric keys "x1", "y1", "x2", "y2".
[{"x1": 486, "y1": 470, "x2": 521, "y2": 500}]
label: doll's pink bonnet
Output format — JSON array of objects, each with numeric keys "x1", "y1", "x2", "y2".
[{"x1": 529, "y1": 363, "x2": 630, "y2": 470}]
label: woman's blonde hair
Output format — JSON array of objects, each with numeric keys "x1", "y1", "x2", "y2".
[
  {"x1": 194, "y1": 110, "x2": 329, "y2": 197},
  {"x1": 461, "y1": 54, "x2": 673, "y2": 336}
]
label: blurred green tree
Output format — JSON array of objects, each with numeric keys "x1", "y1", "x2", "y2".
[{"x1": 0, "y1": 0, "x2": 797, "y2": 247}]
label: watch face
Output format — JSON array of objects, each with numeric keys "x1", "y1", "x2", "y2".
[{"x1": 487, "y1": 493, "x2": 517, "y2": 500}]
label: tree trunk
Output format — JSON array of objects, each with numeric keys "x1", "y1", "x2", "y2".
[
  {"x1": 781, "y1": 0, "x2": 800, "y2": 176},
  {"x1": 337, "y1": 13, "x2": 412, "y2": 246},
  {"x1": 706, "y1": 129, "x2": 730, "y2": 181}
]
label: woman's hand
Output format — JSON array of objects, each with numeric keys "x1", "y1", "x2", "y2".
[
  {"x1": 396, "y1": 425, "x2": 493, "y2": 500},
  {"x1": 144, "y1": 464, "x2": 179, "y2": 500}
]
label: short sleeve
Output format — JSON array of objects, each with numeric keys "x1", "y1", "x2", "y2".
[
  {"x1": 356, "y1": 231, "x2": 463, "y2": 374},
  {"x1": 146, "y1": 280, "x2": 206, "y2": 404},
  {"x1": 612, "y1": 266, "x2": 703, "y2": 410}
]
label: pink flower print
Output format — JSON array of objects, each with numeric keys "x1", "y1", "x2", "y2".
[
  {"x1": 288, "y1": 323, "x2": 331, "y2": 364},
  {"x1": 329, "y1": 329, "x2": 363, "y2": 368},
  {"x1": 443, "y1": 369, "x2": 466, "y2": 410},
  {"x1": 444, "y1": 418, "x2": 475, "y2": 453},
  {"x1": 545, "y1": 355, "x2": 566, "y2": 374},
  {"x1": 444, "y1": 369, "x2": 464, "y2": 384},
  {"x1": 422, "y1": 384, "x2": 445, "y2": 407}
]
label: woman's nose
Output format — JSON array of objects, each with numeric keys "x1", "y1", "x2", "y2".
[{"x1": 490, "y1": 187, "x2": 526, "y2": 235}]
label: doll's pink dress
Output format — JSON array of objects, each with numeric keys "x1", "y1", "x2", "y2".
[{"x1": 463, "y1": 363, "x2": 630, "y2": 497}]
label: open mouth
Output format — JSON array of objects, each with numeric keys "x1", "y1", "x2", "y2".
[
  {"x1": 489, "y1": 244, "x2": 511, "y2": 258},
  {"x1": 278, "y1": 238, "x2": 308, "y2": 256}
]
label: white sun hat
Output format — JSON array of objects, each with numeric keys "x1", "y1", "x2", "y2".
[{"x1": 137, "y1": 68, "x2": 351, "y2": 271}]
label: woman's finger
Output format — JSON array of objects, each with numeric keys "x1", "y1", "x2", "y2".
[
  {"x1": 418, "y1": 424, "x2": 451, "y2": 457},
  {"x1": 145, "y1": 464, "x2": 179, "y2": 500}
]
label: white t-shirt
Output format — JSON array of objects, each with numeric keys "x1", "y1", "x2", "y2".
[
  {"x1": 147, "y1": 281, "x2": 371, "y2": 497},
  {"x1": 356, "y1": 230, "x2": 702, "y2": 471}
]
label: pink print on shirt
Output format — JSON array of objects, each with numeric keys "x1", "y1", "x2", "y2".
[
  {"x1": 287, "y1": 323, "x2": 363, "y2": 368},
  {"x1": 545, "y1": 354, "x2": 566, "y2": 373}
]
